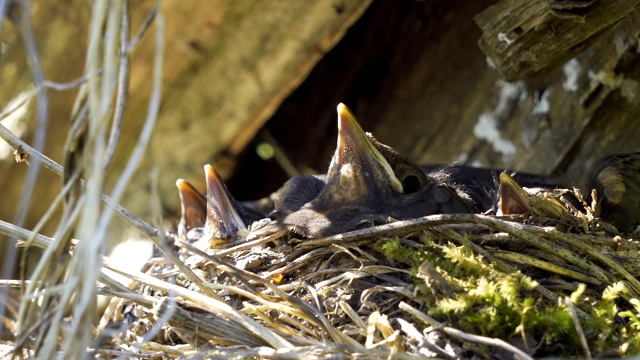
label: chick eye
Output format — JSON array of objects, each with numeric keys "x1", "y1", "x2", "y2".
[{"x1": 402, "y1": 175, "x2": 421, "y2": 194}]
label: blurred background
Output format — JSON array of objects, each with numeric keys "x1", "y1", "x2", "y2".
[{"x1": 1, "y1": 0, "x2": 640, "y2": 258}]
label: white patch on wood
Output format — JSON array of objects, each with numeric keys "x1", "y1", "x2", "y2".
[
  {"x1": 498, "y1": 32, "x2": 513, "y2": 45},
  {"x1": 456, "y1": 152, "x2": 469, "y2": 163},
  {"x1": 486, "y1": 57, "x2": 496, "y2": 69},
  {"x1": 532, "y1": 89, "x2": 550, "y2": 115},
  {"x1": 562, "y1": 58, "x2": 581, "y2": 92},
  {"x1": 474, "y1": 81, "x2": 522, "y2": 163},
  {"x1": 474, "y1": 114, "x2": 516, "y2": 162},
  {"x1": 613, "y1": 32, "x2": 628, "y2": 56},
  {"x1": 621, "y1": 79, "x2": 640, "y2": 102}
]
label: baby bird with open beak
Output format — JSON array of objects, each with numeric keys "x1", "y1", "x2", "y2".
[
  {"x1": 175, "y1": 178, "x2": 207, "y2": 238},
  {"x1": 176, "y1": 165, "x2": 264, "y2": 246},
  {"x1": 268, "y1": 103, "x2": 477, "y2": 238}
]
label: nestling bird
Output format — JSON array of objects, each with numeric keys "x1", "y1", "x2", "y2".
[
  {"x1": 265, "y1": 114, "x2": 484, "y2": 220},
  {"x1": 202, "y1": 164, "x2": 267, "y2": 245},
  {"x1": 586, "y1": 151, "x2": 640, "y2": 233},
  {"x1": 421, "y1": 152, "x2": 640, "y2": 233},
  {"x1": 496, "y1": 172, "x2": 575, "y2": 219},
  {"x1": 176, "y1": 165, "x2": 265, "y2": 245},
  {"x1": 202, "y1": 164, "x2": 249, "y2": 245},
  {"x1": 265, "y1": 103, "x2": 478, "y2": 238},
  {"x1": 266, "y1": 144, "x2": 558, "y2": 220},
  {"x1": 268, "y1": 174, "x2": 326, "y2": 217},
  {"x1": 420, "y1": 164, "x2": 563, "y2": 213},
  {"x1": 492, "y1": 154, "x2": 640, "y2": 235},
  {"x1": 175, "y1": 179, "x2": 207, "y2": 238},
  {"x1": 419, "y1": 153, "x2": 640, "y2": 233}
]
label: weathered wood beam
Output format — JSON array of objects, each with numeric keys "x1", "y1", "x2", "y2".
[{"x1": 474, "y1": 0, "x2": 640, "y2": 81}]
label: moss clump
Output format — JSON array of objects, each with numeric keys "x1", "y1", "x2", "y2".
[{"x1": 382, "y1": 232, "x2": 640, "y2": 355}]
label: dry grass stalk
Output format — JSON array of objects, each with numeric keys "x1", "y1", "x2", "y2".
[{"x1": 0, "y1": 0, "x2": 163, "y2": 357}]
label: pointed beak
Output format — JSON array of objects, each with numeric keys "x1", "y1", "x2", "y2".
[
  {"x1": 204, "y1": 164, "x2": 247, "y2": 242},
  {"x1": 175, "y1": 179, "x2": 206, "y2": 236},
  {"x1": 497, "y1": 172, "x2": 531, "y2": 215},
  {"x1": 335, "y1": 103, "x2": 403, "y2": 193}
]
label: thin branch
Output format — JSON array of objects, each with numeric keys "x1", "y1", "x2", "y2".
[
  {"x1": 0, "y1": 122, "x2": 61, "y2": 172},
  {"x1": 1, "y1": 0, "x2": 50, "y2": 335},
  {"x1": 494, "y1": 250, "x2": 601, "y2": 285},
  {"x1": 0, "y1": 87, "x2": 38, "y2": 121},
  {"x1": 126, "y1": 5, "x2": 157, "y2": 52},
  {"x1": 565, "y1": 297, "x2": 592, "y2": 360},
  {"x1": 63, "y1": 1, "x2": 126, "y2": 355},
  {"x1": 295, "y1": 213, "x2": 612, "y2": 286},
  {"x1": 0, "y1": 78, "x2": 90, "y2": 123},
  {"x1": 0, "y1": 219, "x2": 144, "y2": 298},
  {"x1": 103, "y1": 1, "x2": 130, "y2": 172},
  {"x1": 42, "y1": 76, "x2": 92, "y2": 91},
  {"x1": 400, "y1": 302, "x2": 535, "y2": 360},
  {"x1": 0, "y1": 122, "x2": 157, "y2": 238},
  {"x1": 101, "y1": 258, "x2": 295, "y2": 349},
  {"x1": 96, "y1": 1, "x2": 163, "y2": 240},
  {"x1": 0, "y1": 219, "x2": 57, "y2": 251},
  {"x1": 0, "y1": 0, "x2": 8, "y2": 31},
  {"x1": 13, "y1": 0, "x2": 49, "y2": 229}
]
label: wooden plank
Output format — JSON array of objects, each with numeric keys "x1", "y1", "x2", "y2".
[
  {"x1": 0, "y1": 0, "x2": 372, "y2": 231},
  {"x1": 474, "y1": 0, "x2": 640, "y2": 80},
  {"x1": 137, "y1": 0, "x2": 373, "y2": 209}
]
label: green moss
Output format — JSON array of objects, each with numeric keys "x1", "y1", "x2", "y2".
[
  {"x1": 587, "y1": 283, "x2": 640, "y2": 354},
  {"x1": 525, "y1": 304, "x2": 579, "y2": 345},
  {"x1": 381, "y1": 233, "x2": 640, "y2": 355},
  {"x1": 619, "y1": 297, "x2": 640, "y2": 350},
  {"x1": 380, "y1": 237, "x2": 425, "y2": 269}
]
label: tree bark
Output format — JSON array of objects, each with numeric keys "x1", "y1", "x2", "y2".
[{"x1": 474, "y1": 0, "x2": 640, "y2": 80}]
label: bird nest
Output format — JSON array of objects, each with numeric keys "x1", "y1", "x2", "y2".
[
  {"x1": 94, "y1": 210, "x2": 640, "y2": 359},
  {"x1": 2, "y1": 2, "x2": 640, "y2": 359}
]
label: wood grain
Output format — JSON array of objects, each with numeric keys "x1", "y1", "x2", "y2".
[{"x1": 475, "y1": 0, "x2": 640, "y2": 80}]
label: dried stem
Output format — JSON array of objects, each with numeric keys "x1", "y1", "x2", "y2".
[
  {"x1": 400, "y1": 302, "x2": 535, "y2": 360},
  {"x1": 103, "y1": 1, "x2": 131, "y2": 172},
  {"x1": 0, "y1": 121, "x2": 157, "y2": 238}
]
